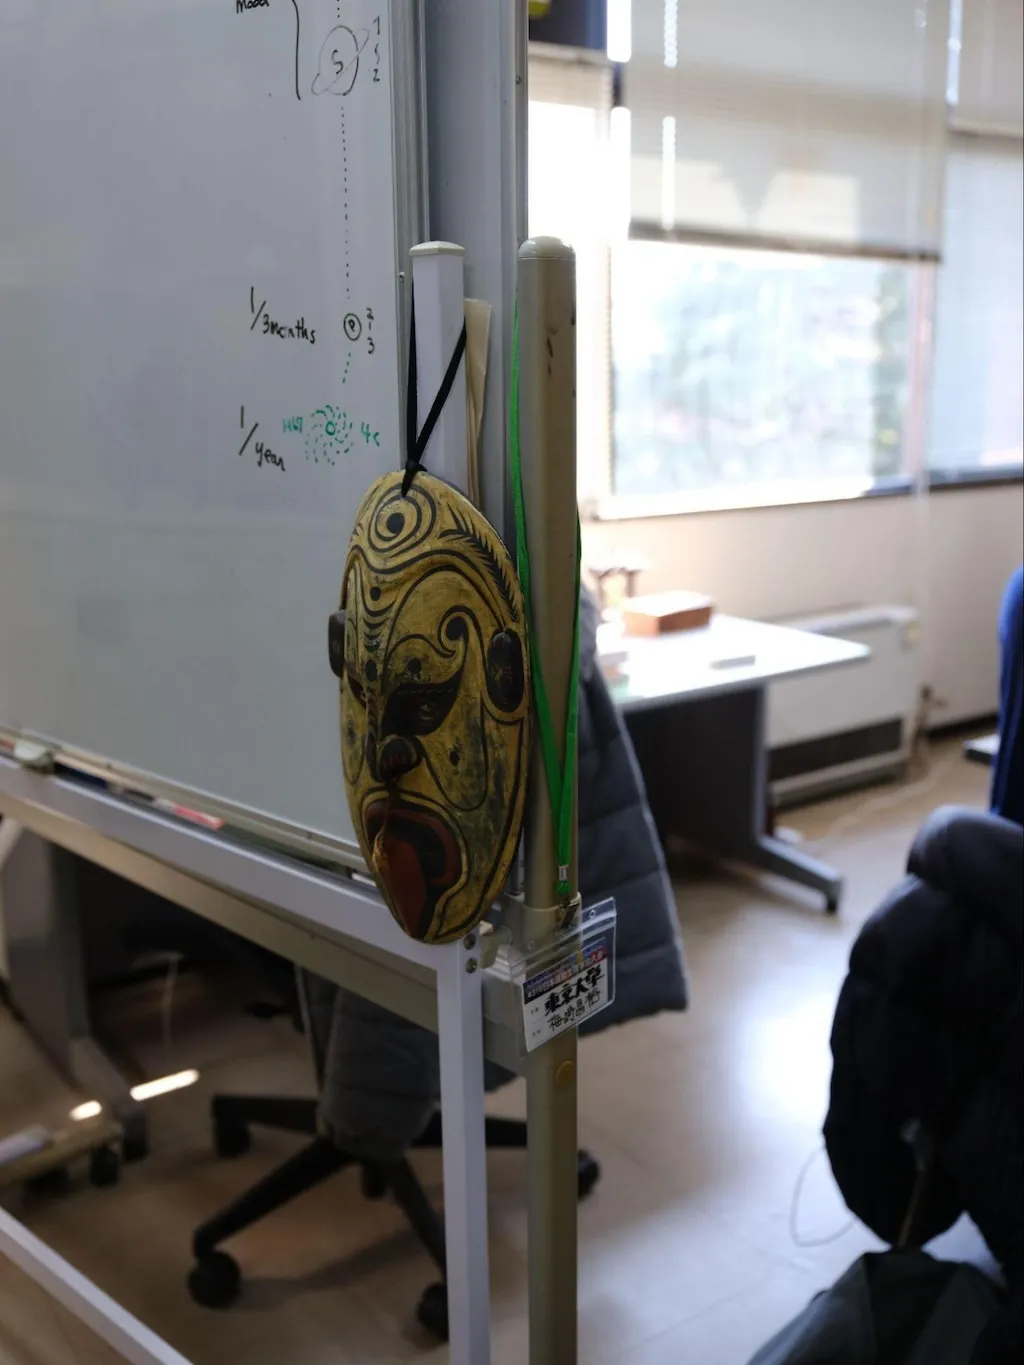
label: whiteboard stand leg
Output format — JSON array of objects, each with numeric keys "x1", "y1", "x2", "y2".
[
  {"x1": 409, "y1": 242, "x2": 468, "y2": 495},
  {"x1": 436, "y1": 938, "x2": 491, "y2": 1365},
  {"x1": 410, "y1": 243, "x2": 488, "y2": 1364},
  {"x1": 0, "y1": 1208, "x2": 191, "y2": 1365},
  {"x1": 421, "y1": 0, "x2": 522, "y2": 539}
]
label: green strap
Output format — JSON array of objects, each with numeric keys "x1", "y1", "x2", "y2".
[{"x1": 508, "y1": 300, "x2": 581, "y2": 904}]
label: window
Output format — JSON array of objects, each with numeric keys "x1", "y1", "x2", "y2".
[
  {"x1": 604, "y1": 0, "x2": 946, "y2": 512},
  {"x1": 527, "y1": 51, "x2": 613, "y2": 503},
  {"x1": 525, "y1": 2, "x2": 1022, "y2": 515},
  {"x1": 611, "y1": 241, "x2": 918, "y2": 503},
  {"x1": 928, "y1": 0, "x2": 1024, "y2": 479},
  {"x1": 927, "y1": 135, "x2": 1024, "y2": 477},
  {"x1": 621, "y1": 1, "x2": 948, "y2": 257}
]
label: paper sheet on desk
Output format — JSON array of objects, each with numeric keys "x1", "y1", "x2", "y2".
[{"x1": 596, "y1": 621, "x2": 629, "y2": 681}]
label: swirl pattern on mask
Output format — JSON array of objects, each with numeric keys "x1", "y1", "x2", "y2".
[{"x1": 364, "y1": 478, "x2": 437, "y2": 560}]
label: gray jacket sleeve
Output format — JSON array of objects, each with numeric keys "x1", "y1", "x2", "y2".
[
  {"x1": 316, "y1": 585, "x2": 687, "y2": 1159},
  {"x1": 311, "y1": 978, "x2": 440, "y2": 1164}
]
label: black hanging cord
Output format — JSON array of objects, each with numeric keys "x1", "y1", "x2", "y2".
[{"x1": 403, "y1": 292, "x2": 468, "y2": 496}]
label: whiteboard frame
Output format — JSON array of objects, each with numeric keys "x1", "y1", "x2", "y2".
[
  {"x1": 0, "y1": 752, "x2": 495, "y2": 1365},
  {"x1": 0, "y1": 728, "x2": 367, "y2": 871}
]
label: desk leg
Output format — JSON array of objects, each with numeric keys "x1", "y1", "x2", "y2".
[
  {"x1": 436, "y1": 941, "x2": 491, "y2": 1365},
  {"x1": 0, "y1": 827, "x2": 147, "y2": 1146},
  {"x1": 742, "y1": 687, "x2": 844, "y2": 912},
  {"x1": 625, "y1": 686, "x2": 843, "y2": 912},
  {"x1": 749, "y1": 836, "x2": 843, "y2": 913}
]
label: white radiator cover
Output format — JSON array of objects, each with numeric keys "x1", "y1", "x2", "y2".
[{"x1": 767, "y1": 605, "x2": 921, "y2": 804}]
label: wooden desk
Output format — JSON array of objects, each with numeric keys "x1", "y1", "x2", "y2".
[{"x1": 605, "y1": 616, "x2": 869, "y2": 912}]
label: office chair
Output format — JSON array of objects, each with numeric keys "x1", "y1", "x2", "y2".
[
  {"x1": 187, "y1": 974, "x2": 601, "y2": 1342},
  {"x1": 98, "y1": 870, "x2": 599, "y2": 1341}
]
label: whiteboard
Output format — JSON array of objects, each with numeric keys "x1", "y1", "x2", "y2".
[{"x1": 0, "y1": 0, "x2": 424, "y2": 861}]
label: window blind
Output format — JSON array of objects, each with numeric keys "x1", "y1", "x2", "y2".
[
  {"x1": 928, "y1": 131, "x2": 1024, "y2": 472},
  {"x1": 955, "y1": 0, "x2": 1024, "y2": 136},
  {"x1": 621, "y1": 0, "x2": 950, "y2": 257},
  {"x1": 528, "y1": 49, "x2": 614, "y2": 500}
]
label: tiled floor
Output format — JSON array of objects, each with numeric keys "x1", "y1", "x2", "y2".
[{"x1": 0, "y1": 742, "x2": 996, "y2": 1364}]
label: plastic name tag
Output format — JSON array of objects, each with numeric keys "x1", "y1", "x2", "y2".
[{"x1": 514, "y1": 899, "x2": 617, "y2": 1054}]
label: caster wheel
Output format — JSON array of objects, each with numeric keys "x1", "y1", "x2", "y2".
[
  {"x1": 214, "y1": 1120, "x2": 251, "y2": 1160},
  {"x1": 26, "y1": 1167, "x2": 70, "y2": 1195},
  {"x1": 416, "y1": 1282, "x2": 449, "y2": 1342},
  {"x1": 577, "y1": 1150, "x2": 601, "y2": 1200},
  {"x1": 188, "y1": 1251, "x2": 241, "y2": 1310},
  {"x1": 89, "y1": 1146, "x2": 121, "y2": 1188},
  {"x1": 361, "y1": 1164, "x2": 387, "y2": 1200},
  {"x1": 122, "y1": 1132, "x2": 149, "y2": 1164}
]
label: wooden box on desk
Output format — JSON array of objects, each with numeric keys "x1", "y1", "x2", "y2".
[{"x1": 621, "y1": 591, "x2": 714, "y2": 637}]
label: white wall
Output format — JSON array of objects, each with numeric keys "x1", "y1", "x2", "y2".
[{"x1": 583, "y1": 482, "x2": 1024, "y2": 724}]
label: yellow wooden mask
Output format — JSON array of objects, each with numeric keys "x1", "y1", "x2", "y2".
[{"x1": 329, "y1": 470, "x2": 531, "y2": 944}]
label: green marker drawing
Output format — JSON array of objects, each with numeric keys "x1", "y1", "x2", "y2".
[{"x1": 305, "y1": 404, "x2": 353, "y2": 468}]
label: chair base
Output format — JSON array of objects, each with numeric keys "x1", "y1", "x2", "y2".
[{"x1": 190, "y1": 1091, "x2": 601, "y2": 1338}]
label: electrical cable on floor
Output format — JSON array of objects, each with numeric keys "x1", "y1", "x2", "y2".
[
  {"x1": 789, "y1": 1144, "x2": 856, "y2": 1249},
  {"x1": 800, "y1": 746, "x2": 963, "y2": 854}
]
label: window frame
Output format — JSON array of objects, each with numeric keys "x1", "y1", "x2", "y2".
[
  {"x1": 527, "y1": 35, "x2": 1023, "y2": 523},
  {"x1": 527, "y1": 43, "x2": 616, "y2": 514},
  {"x1": 597, "y1": 230, "x2": 937, "y2": 519},
  {"x1": 923, "y1": 127, "x2": 1024, "y2": 488}
]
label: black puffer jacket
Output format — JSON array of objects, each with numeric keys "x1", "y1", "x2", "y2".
[{"x1": 825, "y1": 806, "x2": 1023, "y2": 1362}]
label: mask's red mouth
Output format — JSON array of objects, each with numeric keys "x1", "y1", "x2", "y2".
[{"x1": 364, "y1": 798, "x2": 463, "y2": 940}]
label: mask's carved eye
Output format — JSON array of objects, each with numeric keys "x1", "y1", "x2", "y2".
[
  {"x1": 486, "y1": 630, "x2": 526, "y2": 713},
  {"x1": 382, "y1": 675, "x2": 460, "y2": 738},
  {"x1": 346, "y1": 668, "x2": 366, "y2": 707},
  {"x1": 327, "y1": 610, "x2": 346, "y2": 679}
]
